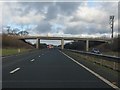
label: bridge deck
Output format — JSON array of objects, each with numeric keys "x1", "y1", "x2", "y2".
[{"x1": 19, "y1": 36, "x2": 111, "y2": 42}]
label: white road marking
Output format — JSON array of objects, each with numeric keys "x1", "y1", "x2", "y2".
[
  {"x1": 39, "y1": 56, "x2": 41, "y2": 57},
  {"x1": 59, "y1": 50, "x2": 120, "y2": 89},
  {"x1": 31, "y1": 59, "x2": 35, "y2": 62},
  {"x1": 10, "y1": 68, "x2": 20, "y2": 74},
  {"x1": 2, "y1": 56, "x2": 12, "y2": 59},
  {"x1": 2, "y1": 57, "x2": 5, "y2": 59}
]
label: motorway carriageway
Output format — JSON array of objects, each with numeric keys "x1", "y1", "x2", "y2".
[{"x1": 2, "y1": 48, "x2": 119, "y2": 89}]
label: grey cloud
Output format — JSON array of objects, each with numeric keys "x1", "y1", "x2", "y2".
[
  {"x1": 2, "y1": 1, "x2": 119, "y2": 36},
  {"x1": 19, "y1": 2, "x2": 81, "y2": 20},
  {"x1": 3, "y1": 2, "x2": 24, "y2": 16},
  {"x1": 34, "y1": 21, "x2": 52, "y2": 34},
  {"x1": 18, "y1": 2, "x2": 47, "y2": 16},
  {"x1": 5, "y1": 2, "x2": 51, "y2": 17},
  {"x1": 56, "y1": 2, "x2": 81, "y2": 15},
  {"x1": 3, "y1": 2, "x2": 81, "y2": 21},
  {"x1": 64, "y1": 23, "x2": 109, "y2": 35},
  {"x1": 16, "y1": 2, "x2": 82, "y2": 34},
  {"x1": 45, "y1": 4, "x2": 60, "y2": 20}
]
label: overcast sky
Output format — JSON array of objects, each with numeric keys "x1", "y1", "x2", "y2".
[{"x1": 0, "y1": 0, "x2": 119, "y2": 45}]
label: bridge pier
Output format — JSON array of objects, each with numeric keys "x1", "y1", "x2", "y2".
[
  {"x1": 86, "y1": 40, "x2": 89, "y2": 51},
  {"x1": 61, "y1": 39, "x2": 64, "y2": 49},
  {"x1": 36, "y1": 38, "x2": 40, "y2": 49}
]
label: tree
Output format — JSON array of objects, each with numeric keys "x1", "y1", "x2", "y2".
[
  {"x1": 6, "y1": 26, "x2": 11, "y2": 34},
  {"x1": 12, "y1": 28, "x2": 20, "y2": 35},
  {"x1": 23, "y1": 31, "x2": 29, "y2": 35},
  {"x1": 18, "y1": 30, "x2": 29, "y2": 36}
]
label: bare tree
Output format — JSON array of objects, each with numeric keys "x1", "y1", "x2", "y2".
[
  {"x1": 6, "y1": 26, "x2": 11, "y2": 34},
  {"x1": 18, "y1": 31, "x2": 29, "y2": 36},
  {"x1": 12, "y1": 28, "x2": 20, "y2": 35}
]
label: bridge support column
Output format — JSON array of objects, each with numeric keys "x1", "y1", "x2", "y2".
[
  {"x1": 61, "y1": 39, "x2": 64, "y2": 49},
  {"x1": 36, "y1": 38, "x2": 40, "y2": 49},
  {"x1": 86, "y1": 40, "x2": 89, "y2": 51}
]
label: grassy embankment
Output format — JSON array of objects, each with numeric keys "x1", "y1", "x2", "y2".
[
  {"x1": 102, "y1": 52, "x2": 119, "y2": 57},
  {"x1": 1, "y1": 34, "x2": 35, "y2": 56},
  {"x1": 95, "y1": 37, "x2": 119, "y2": 57}
]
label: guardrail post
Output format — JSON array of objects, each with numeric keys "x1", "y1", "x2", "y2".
[
  {"x1": 36, "y1": 38, "x2": 40, "y2": 49},
  {"x1": 61, "y1": 39, "x2": 64, "y2": 49},
  {"x1": 86, "y1": 40, "x2": 89, "y2": 51}
]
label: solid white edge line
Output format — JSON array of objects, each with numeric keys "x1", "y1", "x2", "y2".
[
  {"x1": 59, "y1": 50, "x2": 120, "y2": 89},
  {"x1": 10, "y1": 68, "x2": 20, "y2": 74},
  {"x1": 31, "y1": 59, "x2": 35, "y2": 62}
]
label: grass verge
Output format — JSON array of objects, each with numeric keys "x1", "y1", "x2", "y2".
[
  {"x1": 102, "y1": 52, "x2": 119, "y2": 57},
  {"x1": 1, "y1": 48, "x2": 32, "y2": 56}
]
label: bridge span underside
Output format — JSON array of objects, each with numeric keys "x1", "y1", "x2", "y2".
[{"x1": 19, "y1": 36, "x2": 110, "y2": 51}]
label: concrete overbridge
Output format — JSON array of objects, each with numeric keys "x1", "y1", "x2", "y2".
[{"x1": 19, "y1": 36, "x2": 111, "y2": 51}]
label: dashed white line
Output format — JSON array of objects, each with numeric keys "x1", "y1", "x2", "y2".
[
  {"x1": 2, "y1": 57, "x2": 5, "y2": 59},
  {"x1": 10, "y1": 68, "x2": 20, "y2": 74},
  {"x1": 59, "y1": 50, "x2": 120, "y2": 89},
  {"x1": 31, "y1": 59, "x2": 35, "y2": 62}
]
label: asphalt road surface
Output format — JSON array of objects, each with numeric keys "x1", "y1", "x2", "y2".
[{"x1": 2, "y1": 48, "x2": 115, "y2": 88}]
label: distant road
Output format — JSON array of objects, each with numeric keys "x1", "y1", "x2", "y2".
[{"x1": 2, "y1": 49, "x2": 116, "y2": 88}]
